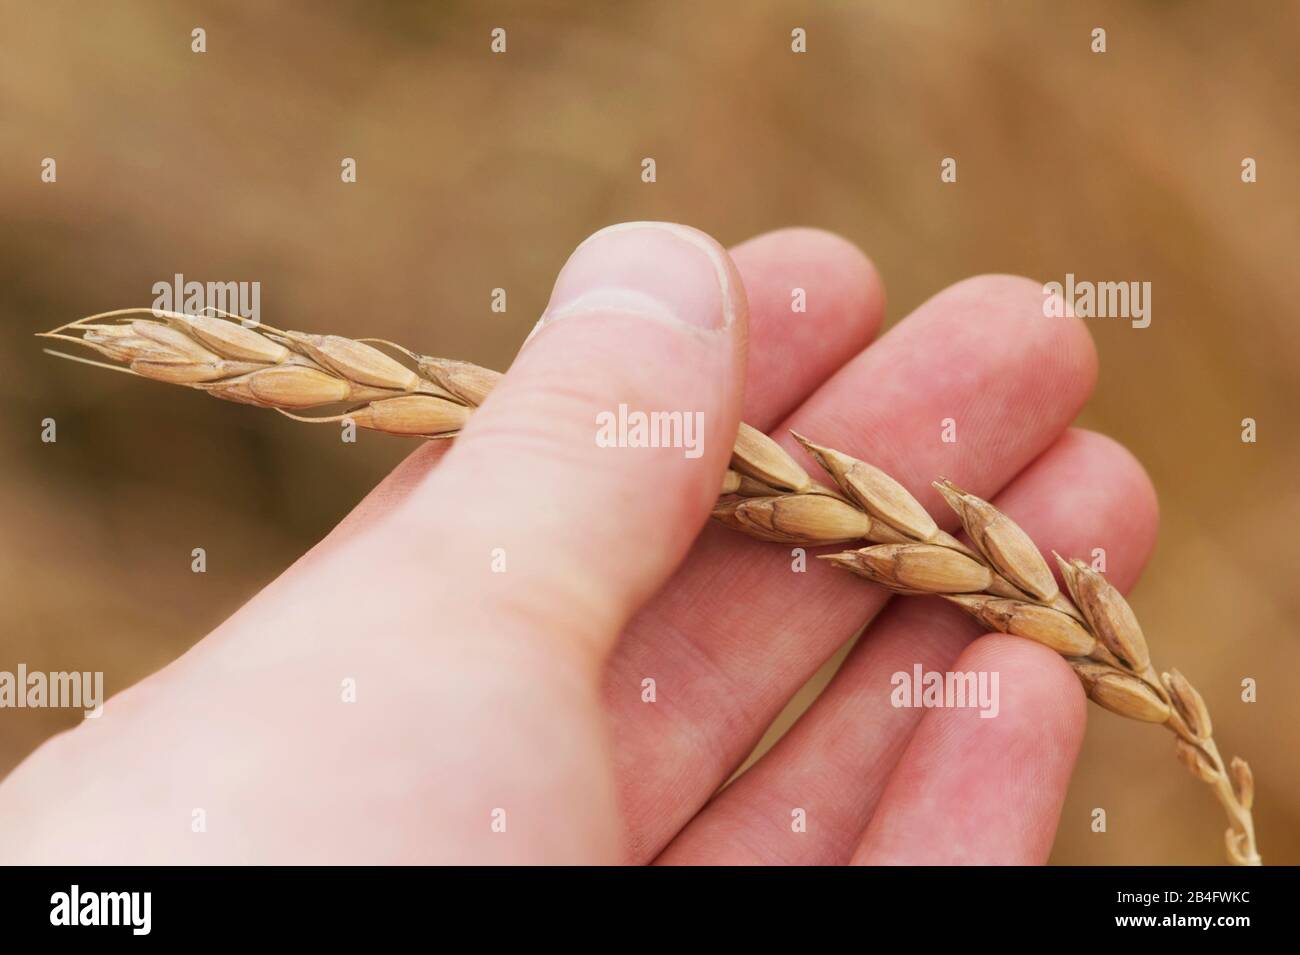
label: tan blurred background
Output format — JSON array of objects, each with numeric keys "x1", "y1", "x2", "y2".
[{"x1": 1, "y1": 1, "x2": 1297, "y2": 864}]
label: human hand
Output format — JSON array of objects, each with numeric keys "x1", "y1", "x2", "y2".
[{"x1": 0, "y1": 222, "x2": 1156, "y2": 864}]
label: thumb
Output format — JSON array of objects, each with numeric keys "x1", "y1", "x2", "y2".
[{"x1": 399, "y1": 221, "x2": 747, "y2": 663}]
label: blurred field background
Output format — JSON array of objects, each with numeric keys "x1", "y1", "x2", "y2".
[{"x1": 1, "y1": 1, "x2": 1297, "y2": 864}]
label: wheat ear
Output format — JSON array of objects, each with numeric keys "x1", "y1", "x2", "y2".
[
  {"x1": 40, "y1": 310, "x2": 1261, "y2": 865},
  {"x1": 728, "y1": 433, "x2": 1261, "y2": 866},
  {"x1": 39, "y1": 309, "x2": 493, "y2": 437}
]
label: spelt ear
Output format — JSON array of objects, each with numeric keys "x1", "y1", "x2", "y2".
[{"x1": 399, "y1": 222, "x2": 748, "y2": 662}]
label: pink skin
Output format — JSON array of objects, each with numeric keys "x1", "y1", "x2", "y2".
[
  {"x1": 0, "y1": 222, "x2": 1157, "y2": 864},
  {"x1": 658, "y1": 430, "x2": 1158, "y2": 864}
]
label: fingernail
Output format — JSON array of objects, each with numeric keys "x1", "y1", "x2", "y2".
[{"x1": 526, "y1": 222, "x2": 735, "y2": 345}]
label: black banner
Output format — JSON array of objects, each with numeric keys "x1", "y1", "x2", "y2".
[{"x1": 0, "y1": 866, "x2": 1286, "y2": 941}]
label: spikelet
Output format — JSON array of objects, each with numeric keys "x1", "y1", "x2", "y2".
[
  {"x1": 1056, "y1": 556, "x2": 1151, "y2": 672},
  {"x1": 131, "y1": 357, "x2": 264, "y2": 385},
  {"x1": 1229, "y1": 757, "x2": 1255, "y2": 811},
  {"x1": 82, "y1": 323, "x2": 215, "y2": 367},
  {"x1": 1162, "y1": 669, "x2": 1212, "y2": 739},
  {"x1": 790, "y1": 433, "x2": 937, "y2": 541},
  {"x1": 941, "y1": 594, "x2": 1095, "y2": 655},
  {"x1": 934, "y1": 480, "x2": 1058, "y2": 601},
  {"x1": 418, "y1": 356, "x2": 504, "y2": 406},
  {"x1": 823, "y1": 543, "x2": 992, "y2": 593},
  {"x1": 728, "y1": 494, "x2": 872, "y2": 545},
  {"x1": 167, "y1": 313, "x2": 291, "y2": 363},
  {"x1": 276, "y1": 331, "x2": 422, "y2": 391},
  {"x1": 711, "y1": 499, "x2": 795, "y2": 543},
  {"x1": 1071, "y1": 661, "x2": 1170, "y2": 723},
  {"x1": 349, "y1": 395, "x2": 471, "y2": 436},
  {"x1": 1176, "y1": 740, "x2": 1220, "y2": 783},
  {"x1": 201, "y1": 365, "x2": 356, "y2": 408},
  {"x1": 729, "y1": 423, "x2": 813, "y2": 493}
]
